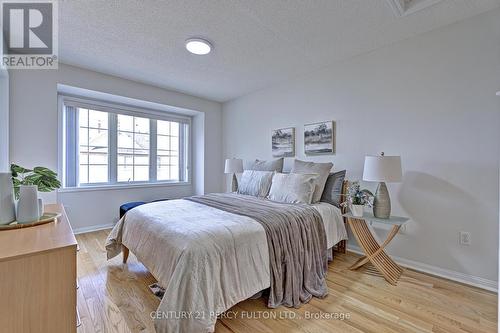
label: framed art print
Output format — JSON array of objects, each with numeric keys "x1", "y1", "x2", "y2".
[
  {"x1": 304, "y1": 121, "x2": 334, "y2": 155},
  {"x1": 272, "y1": 127, "x2": 295, "y2": 157}
]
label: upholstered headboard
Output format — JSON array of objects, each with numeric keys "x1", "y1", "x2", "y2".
[{"x1": 336, "y1": 180, "x2": 349, "y2": 254}]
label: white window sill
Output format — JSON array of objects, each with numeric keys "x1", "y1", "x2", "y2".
[{"x1": 58, "y1": 181, "x2": 191, "y2": 193}]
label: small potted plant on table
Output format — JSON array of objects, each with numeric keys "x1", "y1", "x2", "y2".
[
  {"x1": 342, "y1": 181, "x2": 374, "y2": 217},
  {"x1": 11, "y1": 164, "x2": 61, "y2": 223}
]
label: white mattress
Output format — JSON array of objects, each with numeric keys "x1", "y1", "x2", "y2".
[{"x1": 311, "y1": 202, "x2": 348, "y2": 249}]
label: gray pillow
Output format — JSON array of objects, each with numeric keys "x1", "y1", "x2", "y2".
[
  {"x1": 247, "y1": 158, "x2": 284, "y2": 172},
  {"x1": 320, "y1": 170, "x2": 346, "y2": 208},
  {"x1": 291, "y1": 159, "x2": 333, "y2": 203},
  {"x1": 267, "y1": 173, "x2": 317, "y2": 204},
  {"x1": 237, "y1": 170, "x2": 274, "y2": 197}
]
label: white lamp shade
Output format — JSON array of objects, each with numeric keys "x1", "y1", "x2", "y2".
[
  {"x1": 224, "y1": 158, "x2": 243, "y2": 174},
  {"x1": 363, "y1": 155, "x2": 402, "y2": 183}
]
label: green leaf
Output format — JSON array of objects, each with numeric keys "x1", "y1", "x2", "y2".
[
  {"x1": 10, "y1": 164, "x2": 60, "y2": 194},
  {"x1": 11, "y1": 164, "x2": 32, "y2": 175},
  {"x1": 13, "y1": 181, "x2": 20, "y2": 199},
  {"x1": 361, "y1": 189, "x2": 374, "y2": 197},
  {"x1": 38, "y1": 178, "x2": 61, "y2": 192},
  {"x1": 24, "y1": 174, "x2": 42, "y2": 183},
  {"x1": 37, "y1": 184, "x2": 50, "y2": 192},
  {"x1": 34, "y1": 167, "x2": 57, "y2": 178}
]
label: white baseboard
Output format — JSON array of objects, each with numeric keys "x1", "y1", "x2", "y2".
[
  {"x1": 347, "y1": 245, "x2": 498, "y2": 292},
  {"x1": 73, "y1": 223, "x2": 115, "y2": 235}
]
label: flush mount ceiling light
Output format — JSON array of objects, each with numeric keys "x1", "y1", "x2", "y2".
[
  {"x1": 496, "y1": 91, "x2": 500, "y2": 96},
  {"x1": 185, "y1": 38, "x2": 212, "y2": 55}
]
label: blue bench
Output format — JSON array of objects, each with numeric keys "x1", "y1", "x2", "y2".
[{"x1": 119, "y1": 199, "x2": 170, "y2": 218}]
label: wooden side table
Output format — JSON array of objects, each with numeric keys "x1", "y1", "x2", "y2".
[{"x1": 343, "y1": 212, "x2": 409, "y2": 285}]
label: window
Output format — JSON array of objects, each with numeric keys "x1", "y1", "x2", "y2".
[
  {"x1": 61, "y1": 97, "x2": 190, "y2": 188},
  {"x1": 157, "y1": 120, "x2": 180, "y2": 181},
  {"x1": 78, "y1": 109, "x2": 109, "y2": 184},
  {"x1": 117, "y1": 114, "x2": 150, "y2": 182}
]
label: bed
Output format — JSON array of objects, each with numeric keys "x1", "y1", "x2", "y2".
[{"x1": 106, "y1": 181, "x2": 348, "y2": 333}]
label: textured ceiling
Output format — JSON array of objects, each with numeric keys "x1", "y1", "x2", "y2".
[{"x1": 59, "y1": 0, "x2": 500, "y2": 102}]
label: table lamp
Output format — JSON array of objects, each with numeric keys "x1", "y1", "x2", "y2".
[
  {"x1": 362, "y1": 152, "x2": 402, "y2": 218},
  {"x1": 224, "y1": 158, "x2": 243, "y2": 192}
]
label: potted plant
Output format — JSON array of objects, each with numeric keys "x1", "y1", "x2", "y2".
[
  {"x1": 341, "y1": 181, "x2": 374, "y2": 217},
  {"x1": 11, "y1": 164, "x2": 61, "y2": 223}
]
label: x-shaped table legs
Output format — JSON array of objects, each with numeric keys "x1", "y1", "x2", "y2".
[{"x1": 347, "y1": 217, "x2": 403, "y2": 285}]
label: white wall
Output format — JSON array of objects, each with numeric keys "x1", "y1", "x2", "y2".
[
  {"x1": 10, "y1": 63, "x2": 223, "y2": 231},
  {"x1": 0, "y1": 66, "x2": 8, "y2": 172},
  {"x1": 223, "y1": 9, "x2": 500, "y2": 284},
  {"x1": 0, "y1": 36, "x2": 8, "y2": 172}
]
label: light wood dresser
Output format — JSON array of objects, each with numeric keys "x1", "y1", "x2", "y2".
[{"x1": 0, "y1": 204, "x2": 77, "y2": 333}]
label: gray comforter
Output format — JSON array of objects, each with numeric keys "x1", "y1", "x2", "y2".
[
  {"x1": 186, "y1": 193, "x2": 328, "y2": 308},
  {"x1": 106, "y1": 193, "x2": 332, "y2": 332}
]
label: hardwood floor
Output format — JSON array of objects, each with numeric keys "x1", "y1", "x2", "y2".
[{"x1": 76, "y1": 230, "x2": 497, "y2": 333}]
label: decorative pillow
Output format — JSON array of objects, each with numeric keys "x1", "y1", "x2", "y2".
[
  {"x1": 320, "y1": 170, "x2": 346, "y2": 208},
  {"x1": 247, "y1": 158, "x2": 284, "y2": 172},
  {"x1": 237, "y1": 170, "x2": 274, "y2": 197},
  {"x1": 267, "y1": 173, "x2": 317, "y2": 204},
  {"x1": 291, "y1": 159, "x2": 333, "y2": 203}
]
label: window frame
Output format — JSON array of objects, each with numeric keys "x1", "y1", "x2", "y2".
[{"x1": 58, "y1": 95, "x2": 192, "y2": 190}]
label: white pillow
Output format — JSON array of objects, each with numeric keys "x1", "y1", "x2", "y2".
[
  {"x1": 267, "y1": 173, "x2": 317, "y2": 204},
  {"x1": 237, "y1": 170, "x2": 274, "y2": 197},
  {"x1": 247, "y1": 158, "x2": 284, "y2": 172},
  {"x1": 291, "y1": 159, "x2": 333, "y2": 203}
]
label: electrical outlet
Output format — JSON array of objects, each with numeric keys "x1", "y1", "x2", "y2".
[{"x1": 459, "y1": 231, "x2": 471, "y2": 246}]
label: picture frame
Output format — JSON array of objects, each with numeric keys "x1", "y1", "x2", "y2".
[
  {"x1": 272, "y1": 127, "x2": 295, "y2": 158},
  {"x1": 304, "y1": 121, "x2": 335, "y2": 155}
]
